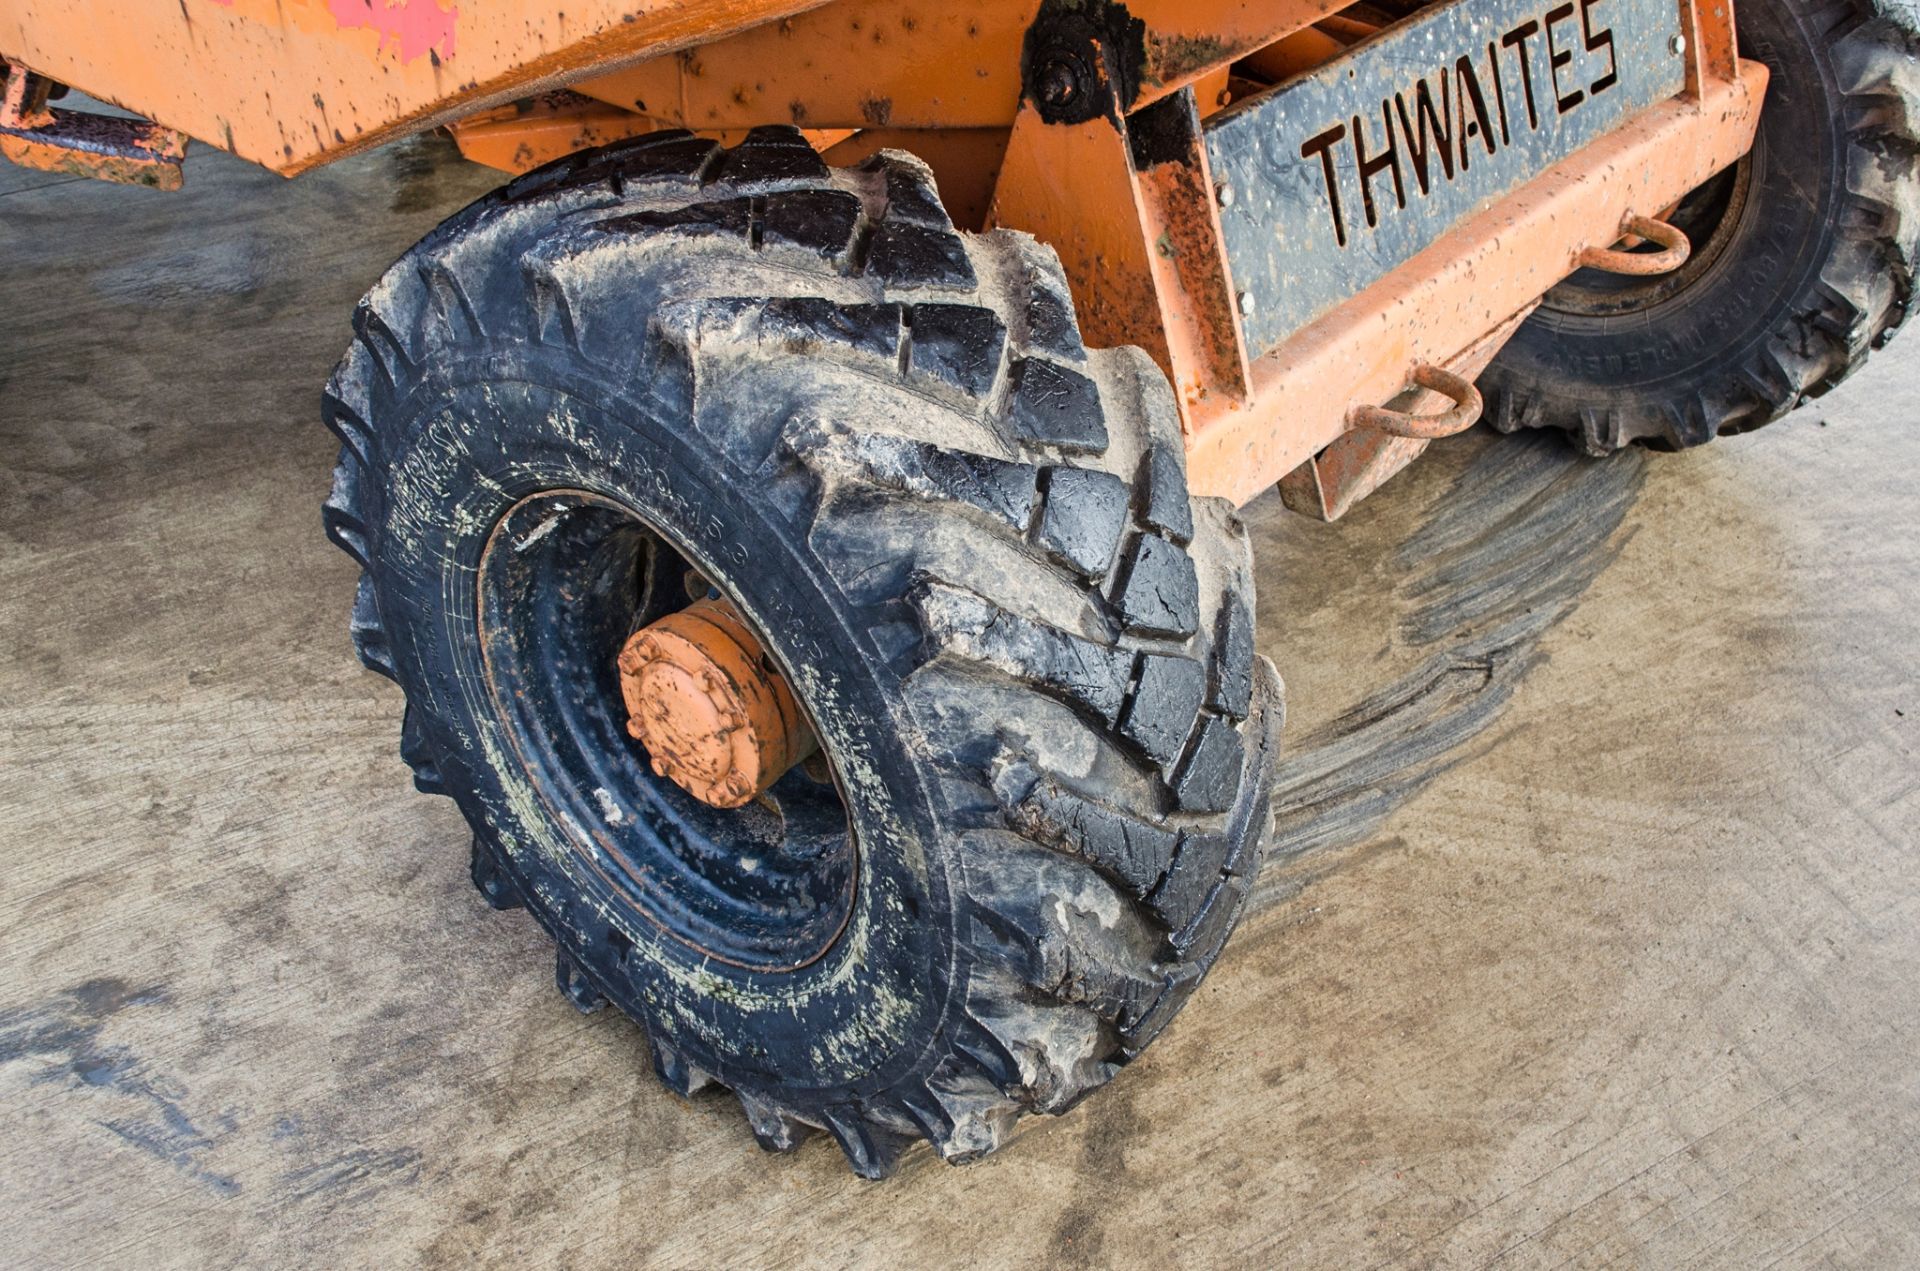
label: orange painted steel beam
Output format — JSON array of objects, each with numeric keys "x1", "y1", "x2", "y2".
[
  {"x1": 449, "y1": 89, "x2": 853, "y2": 175},
  {"x1": 1682, "y1": 0, "x2": 1741, "y2": 92},
  {"x1": 578, "y1": 0, "x2": 1031, "y2": 130},
  {"x1": 1128, "y1": 0, "x2": 1357, "y2": 108},
  {"x1": 1134, "y1": 100, "x2": 1253, "y2": 410},
  {"x1": 0, "y1": 65, "x2": 188, "y2": 187},
  {"x1": 989, "y1": 88, "x2": 1250, "y2": 424},
  {"x1": 990, "y1": 103, "x2": 1178, "y2": 376},
  {"x1": 577, "y1": 0, "x2": 1342, "y2": 131},
  {"x1": 447, "y1": 92, "x2": 676, "y2": 175},
  {"x1": 0, "y1": 0, "x2": 836, "y2": 175},
  {"x1": 1184, "y1": 62, "x2": 1770, "y2": 507}
]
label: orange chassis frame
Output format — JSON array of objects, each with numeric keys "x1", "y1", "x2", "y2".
[{"x1": 0, "y1": 0, "x2": 1765, "y2": 512}]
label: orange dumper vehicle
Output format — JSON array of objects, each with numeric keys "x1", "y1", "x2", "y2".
[{"x1": 2, "y1": 0, "x2": 1912, "y2": 1176}]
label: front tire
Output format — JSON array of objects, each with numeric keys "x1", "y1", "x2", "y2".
[{"x1": 320, "y1": 128, "x2": 1282, "y2": 1177}]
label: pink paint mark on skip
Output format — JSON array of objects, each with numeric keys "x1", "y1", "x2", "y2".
[{"x1": 326, "y1": 0, "x2": 458, "y2": 64}]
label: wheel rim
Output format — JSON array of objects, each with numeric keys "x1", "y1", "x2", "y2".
[{"x1": 474, "y1": 489, "x2": 856, "y2": 973}]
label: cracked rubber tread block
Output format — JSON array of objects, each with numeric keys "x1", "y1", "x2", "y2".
[
  {"x1": 1120, "y1": 654, "x2": 1207, "y2": 772},
  {"x1": 906, "y1": 303, "x2": 1009, "y2": 398},
  {"x1": 1007, "y1": 357, "x2": 1109, "y2": 453},
  {"x1": 321, "y1": 129, "x2": 1282, "y2": 1180},
  {"x1": 1034, "y1": 464, "x2": 1131, "y2": 580},
  {"x1": 1482, "y1": 0, "x2": 1920, "y2": 452},
  {"x1": 1114, "y1": 531, "x2": 1200, "y2": 639}
]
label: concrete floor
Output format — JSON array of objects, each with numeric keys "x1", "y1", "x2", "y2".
[{"x1": 2, "y1": 133, "x2": 1917, "y2": 1271}]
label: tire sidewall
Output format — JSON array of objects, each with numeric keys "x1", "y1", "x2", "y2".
[{"x1": 361, "y1": 348, "x2": 959, "y2": 1106}]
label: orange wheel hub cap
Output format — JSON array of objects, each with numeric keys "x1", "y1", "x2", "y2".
[{"x1": 617, "y1": 597, "x2": 816, "y2": 809}]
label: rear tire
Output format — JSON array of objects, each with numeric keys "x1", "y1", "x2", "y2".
[
  {"x1": 320, "y1": 128, "x2": 1282, "y2": 1177},
  {"x1": 1482, "y1": 0, "x2": 1919, "y2": 452}
]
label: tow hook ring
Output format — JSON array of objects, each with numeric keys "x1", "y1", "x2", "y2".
[
  {"x1": 1349, "y1": 363, "x2": 1485, "y2": 440},
  {"x1": 1577, "y1": 213, "x2": 1692, "y2": 276}
]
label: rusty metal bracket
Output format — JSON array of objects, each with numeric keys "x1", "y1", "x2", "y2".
[
  {"x1": 1576, "y1": 214, "x2": 1692, "y2": 275},
  {"x1": 0, "y1": 67, "x2": 186, "y2": 189}
]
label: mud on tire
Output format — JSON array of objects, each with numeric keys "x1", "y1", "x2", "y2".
[
  {"x1": 320, "y1": 127, "x2": 1282, "y2": 1177},
  {"x1": 1482, "y1": 0, "x2": 1919, "y2": 451}
]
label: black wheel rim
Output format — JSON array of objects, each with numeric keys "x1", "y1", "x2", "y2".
[{"x1": 474, "y1": 489, "x2": 856, "y2": 973}]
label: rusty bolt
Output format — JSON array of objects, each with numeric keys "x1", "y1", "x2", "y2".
[{"x1": 1036, "y1": 59, "x2": 1079, "y2": 109}]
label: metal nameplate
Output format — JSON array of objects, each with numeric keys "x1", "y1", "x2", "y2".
[{"x1": 1204, "y1": 0, "x2": 1688, "y2": 358}]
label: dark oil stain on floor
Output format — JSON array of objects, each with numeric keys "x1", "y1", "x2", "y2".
[
  {"x1": 0, "y1": 977, "x2": 426, "y2": 1209},
  {"x1": 0, "y1": 979, "x2": 242, "y2": 1195}
]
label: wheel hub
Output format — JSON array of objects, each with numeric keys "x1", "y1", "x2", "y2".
[{"x1": 618, "y1": 596, "x2": 816, "y2": 808}]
